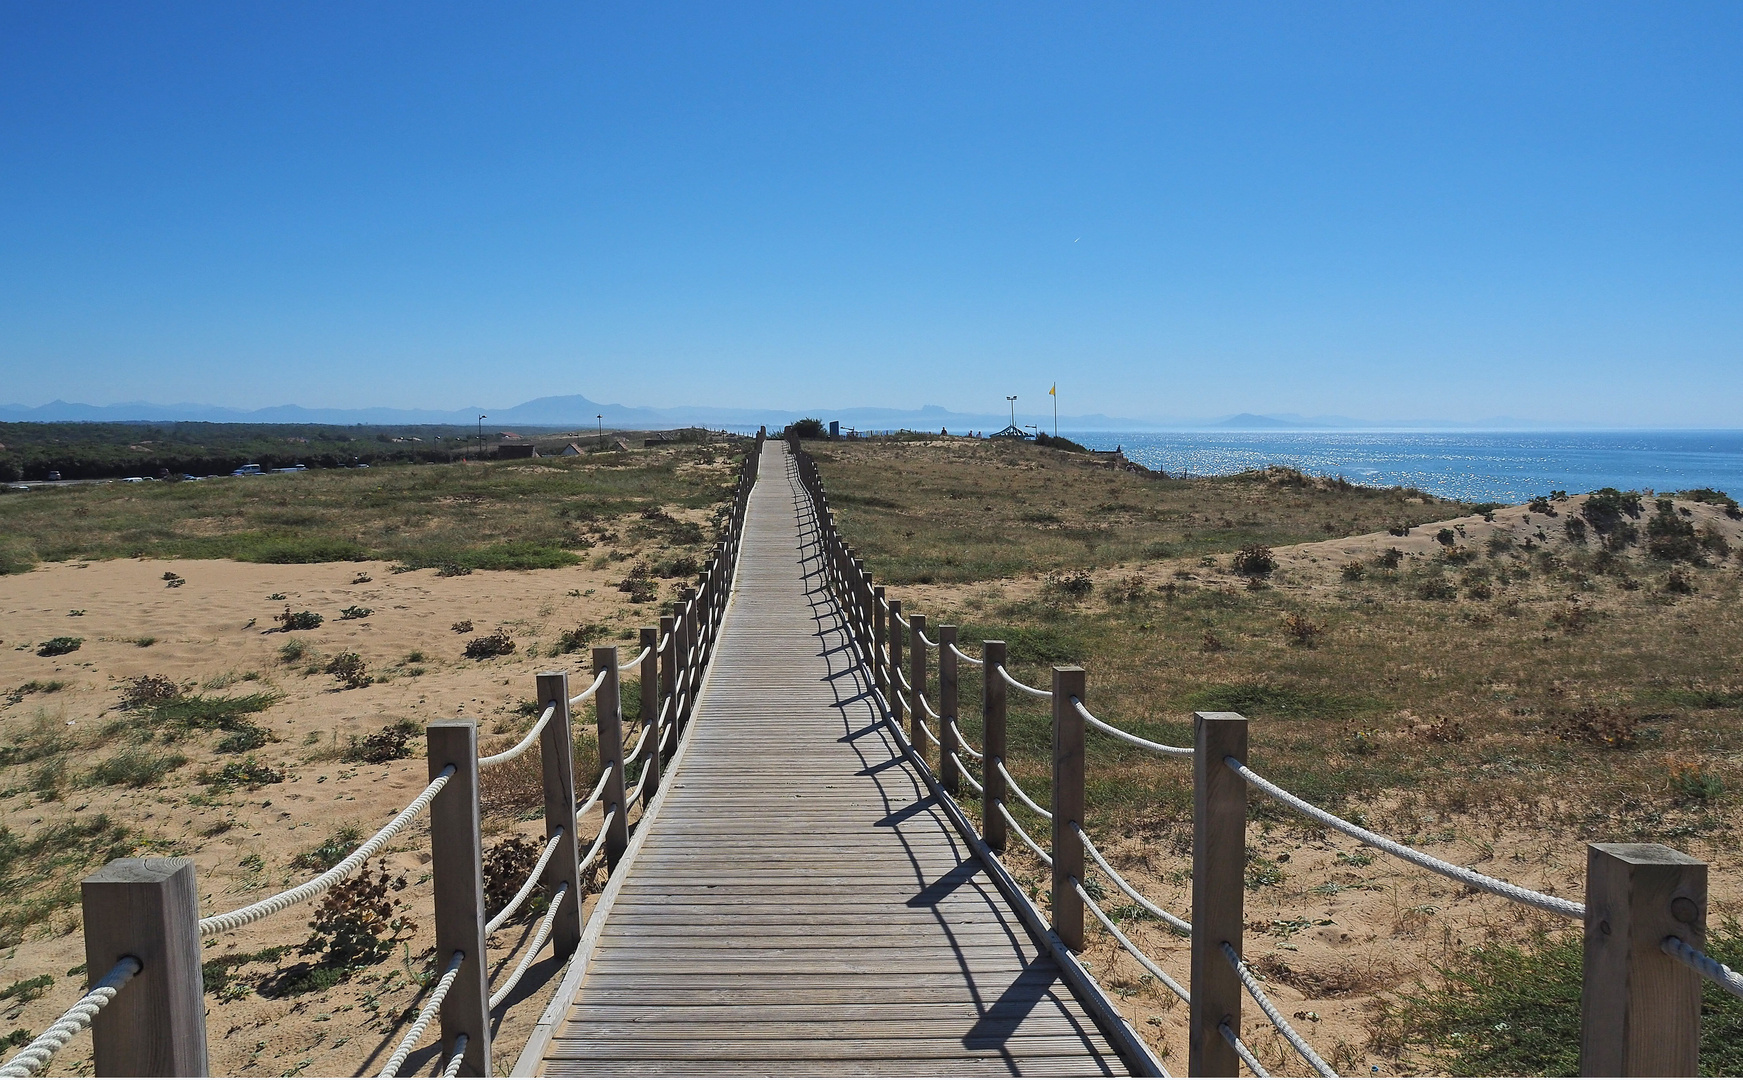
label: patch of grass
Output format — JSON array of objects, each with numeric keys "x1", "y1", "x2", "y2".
[
  {"x1": 137, "y1": 691, "x2": 280, "y2": 730},
  {"x1": 35, "y1": 637, "x2": 82, "y2": 657},
  {"x1": 1388, "y1": 924, "x2": 1743, "y2": 1075},
  {"x1": 293, "y1": 826, "x2": 365, "y2": 871},
  {"x1": 0, "y1": 974, "x2": 54, "y2": 1003},
  {"x1": 87, "y1": 748, "x2": 189, "y2": 787},
  {"x1": 1182, "y1": 682, "x2": 1383, "y2": 722},
  {"x1": 5, "y1": 680, "x2": 66, "y2": 705},
  {"x1": 343, "y1": 719, "x2": 419, "y2": 764},
  {"x1": 0, "y1": 816, "x2": 132, "y2": 936}
]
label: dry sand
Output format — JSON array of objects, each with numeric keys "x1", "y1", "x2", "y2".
[{"x1": 1, "y1": 555, "x2": 656, "y2": 1077}]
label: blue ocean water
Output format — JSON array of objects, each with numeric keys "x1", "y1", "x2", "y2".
[{"x1": 1059, "y1": 430, "x2": 1743, "y2": 505}]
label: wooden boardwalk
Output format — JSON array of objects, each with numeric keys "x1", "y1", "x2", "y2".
[{"x1": 518, "y1": 443, "x2": 1130, "y2": 1076}]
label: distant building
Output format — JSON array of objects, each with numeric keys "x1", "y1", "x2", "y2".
[
  {"x1": 989, "y1": 424, "x2": 1031, "y2": 439},
  {"x1": 495, "y1": 444, "x2": 537, "y2": 459},
  {"x1": 560, "y1": 443, "x2": 584, "y2": 456}
]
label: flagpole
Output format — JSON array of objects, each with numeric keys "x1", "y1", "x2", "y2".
[{"x1": 1053, "y1": 384, "x2": 1058, "y2": 437}]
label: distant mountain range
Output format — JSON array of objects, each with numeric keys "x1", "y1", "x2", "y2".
[{"x1": 0, "y1": 395, "x2": 1570, "y2": 431}]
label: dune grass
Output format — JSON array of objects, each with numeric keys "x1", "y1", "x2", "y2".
[{"x1": 0, "y1": 444, "x2": 744, "y2": 573}]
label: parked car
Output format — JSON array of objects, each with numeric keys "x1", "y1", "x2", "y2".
[
  {"x1": 232, "y1": 464, "x2": 264, "y2": 476},
  {"x1": 45, "y1": 470, "x2": 61, "y2": 481}
]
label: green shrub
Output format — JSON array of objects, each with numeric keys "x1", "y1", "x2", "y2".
[
  {"x1": 1436, "y1": 528, "x2": 1457, "y2": 546},
  {"x1": 343, "y1": 719, "x2": 420, "y2": 764},
  {"x1": 275, "y1": 607, "x2": 323, "y2": 631},
  {"x1": 293, "y1": 826, "x2": 364, "y2": 870},
  {"x1": 278, "y1": 638, "x2": 309, "y2": 663},
  {"x1": 215, "y1": 723, "x2": 270, "y2": 753},
  {"x1": 212, "y1": 756, "x2": 285, "y2": 788},
  {"x1": 1231, "y1": 544, "x2": 1277, "y2": 577},
  {"x1": 463, "y1": 630, "x2": 515, "y2": 659},
  {"x1": 1581, "y1": 488, "x2": 1643, "y2": 535},
  {"x1": 234, "y1": 536, "x2": 368, "y2": 564},
  {"x1": 554, "y1": 624, "x2": 610, "y2": 655},
  {"x1": 338, "y1": 605, "x2": 372, "y2": 620},
  {"x1": 1375, "y1": 547, "x2": 1404, "y2": 570},
  {"x1": 325, "y1": 652, "x2": 371, "y2": 689},
  {"x1": 35, "y1": 637, "x2": 82, "y2": 657},
  {"x1": 302, "y1": 860, "x2": 413, "y2": 967},
  {"x1": 1681, "y1": 488, "x2": 1743, "y2": 519}
]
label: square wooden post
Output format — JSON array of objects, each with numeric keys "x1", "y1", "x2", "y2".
[
  {"x1": 1052, "y1": 666, "x2": 1087, "y2": 951},
  {"x1": 534, "y1": 673, "x2": 583, "y2": 959},
  {"x1": 427, "y1": 721, "x2": 490, "y2": 1077},
  {"x1": 671, "y1": 600, "x2": 691, "y2": 732},
  {"x1": 872, "y1": 586, "x2": 888, "y2": 705},
  {"x1": 1189, "y1": 711, "x2": 1249, "y2": 1077},
  {"x1": 639, "y1": 627, "x2": 662, "y2": 799},
  {"x1": 594, "y1": 647, "x2": 631, "y2": 869},
  {"x1": 81, "y1": 858, "x2": 207, "y2": 1076},
  {"x1": 938, "y1": 625, "x2": 960, "y2": 794},
  {"x1": 659, "y1": 613, "x2": 677, "y2": 738},
  {"x1": 982, "y1": 640, "x2": 1008, "y2": 852},
  {"x1": 1581, "y1": 842, "x2": 1707, "y2": 1076},
  {"x1": 888, "y1": 599, "x2": 905, "y2": 729},
  {"x1": 910, "y1": 613, "x2": 932, "y2": 761},
  {"x1": 680, "y1": 587, "x2": 701, "y2": 726}
]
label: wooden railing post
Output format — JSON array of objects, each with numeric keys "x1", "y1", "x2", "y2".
[
  {"x1": 888, "y1": 599, "x2": 905, "y2": 729},
  {"x1": 938, "y1": 625, "x2": 960, "y2": 794},
  {"x1": 1052, "y1": 666, "x2": 1087, "y2": 951},
  {"x1": 982, "y1": 640, "x2": 1008, "y2": 852},
  {"x1": 534, "y1": 673, "x2": 583, "y2": 958},
  {"x1": 593, "y1": 648, "x2": 630, "y2": 869},
  {"x1": 680, "y1": 587, "x2": 701, "y2": 727},
  {"x1": 1189, "y1": 711, "x2": 1248, "y2": 1078},
  {"x1": 671, "y1": 600, "x2": 691, "y2": 733},
  {"x1": 81, "y1": 858, "x2": 206, "y2": 1076},
  {"x1": 639, "y1": 627, "x2": 662, "y2": 799},
  {"x1": 427, "y1": 720, "x2": 490, "y2": 1077},
  {"x1": 659, "y1": 613, "x2": 677, "y2": 732},
  {"x1": 872, "y1": 586, "x2": 888, "y2": 703},
  {"x1": 910, "y1": 613, "x2": 932, "y2": 762},
  {"x1": 1581, "y1": 843, "x2": 1707, "y2": 1076}
]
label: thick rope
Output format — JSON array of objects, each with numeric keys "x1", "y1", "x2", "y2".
[
  {"x1": 1228, "y1": 757, "x2": 1585, "y2": 919},
  {"x1": 948, "y1": 642, "x2": 985, "y2": 666},
  {"x1": 378, "y1": 951, "x2": 465, "y2": 1077},
  {"x1": 576, "y1": 763, "x2": 613, "y2": 819},
  {"x1": 894, "y1": 668, "x2": 913, "y2": 693},
  {"x1": 578, "y1": 810, "x2": 616, "y2": 875},
  {"x1": 625, "y1": 764, "x2": 652, "y2": 810},
  {"x1": 949, "y1": 753, "x2": 984, "y2": 795},
  {"x1": 490, "y1": 881, "x2": 569, "y2": 1010},
  {"x1": 948, "y1": 719, "x2": 983, "y2": 759},
  {"x1": 201, "y1": 765, "x2": 455, "y2": 935},
  {"x1": 567, "y1": 669, "x2": 608, "y2": 707},
  {"x1": 1073, "y1": 698, "x2": 1193, "y2": 757},
  {"x1": 617, "y1": 646, "x2": 651, "y2": 672},
  {"x1": 997, "y1": 761, "x2": 1053, "y2": 821},
  {"x1": 1074, "y1": 823, "x2": 1192, "y2": 934},
  {"x1": 997, "y1": 803, "x2": 1052, "y2": 867},
  {"x1": 440, "y1": 1034, "x2": 469, "y2": 1078},
  {"x1": 915, "y1": 715, "x2": 940, "y2": 749},
  {"x1": 623, "y1": 721, "x2": 653, "y2": 771},
  {"x1": 1072, "y1": 878, "x2": 1189, "y2": 1002},
  {"x1": 917, "y1": 691, "x2": 942, "y2": 721},
  {"x1": 478, "y1": 703, "x2": 556, "y2": 768},
  {"x1": 1221, "y1": 1024, "x2": 1270, "y2": 1078},
  {"x1": 485, "y1": 831, "x2": 563, "y2": 935},
  {"x1": 1665, "y1": 936, "x2": 1743, "y2": 1000},
  {"x1": 995, "y1": 664, "x2": 1053, "y2": 698},
  {"x1": 0, "y1": 957, "x2": 139, "y2": 1079},
  {"x1": 1222, "y1": 942, "x2": 1338, "y2": 1077},
  {"x1": 918, "y1": 629, "x2": 938, "y2": 648}
]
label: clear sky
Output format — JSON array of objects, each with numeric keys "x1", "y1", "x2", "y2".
[{"x1": 2, "y1": 2, "x2": 1740, "y2": 425}]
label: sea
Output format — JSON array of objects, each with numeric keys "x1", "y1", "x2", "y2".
[{"x1": 1057, "y1": 430, "x2": 1743, "y2": 505}]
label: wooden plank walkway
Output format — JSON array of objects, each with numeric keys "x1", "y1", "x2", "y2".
[{"x1": 522, "y1": 443, "x2": 1129, "y2": 1076}]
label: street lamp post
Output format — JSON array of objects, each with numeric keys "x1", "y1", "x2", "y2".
[
  {"x1": 477, "y1": 415, "x2": 487, "y2": 461},
  {"x1": 597, "y1": 414, "x2": 604, "y2": 449},
  {"x1": 1006, "y1": 396, "x2": 1017, "y2": 428}
]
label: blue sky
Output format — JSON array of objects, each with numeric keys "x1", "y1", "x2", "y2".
[{"x1": 2, "y1": 2, "x2": 1739, "y2": 425}]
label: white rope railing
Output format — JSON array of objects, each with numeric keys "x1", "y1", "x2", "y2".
[
  {"x1": 489, "y1": 882, "x2": 569, "y2": 1009},
  {"x1": 995, "y1": 664, "x2": 1053, "y2": 698},
  {"x1": 917, "y1": 691, "x2": 942, "y2": 721},
  {"x1": 440, "y1": 1034, "x2": 469, "y2": 1078},
  {"x1": 485, "y1": 831, "x2": 564, "y2": 935},
  {"x1": 918, "y1": 629, "x2": 938, "y2": 648},
  {"x1": 576, "y1": 764, "x2": 613, "y2": 819},
  {"x1": 997, "y1": 761, "x2": 1053, "y2": 821},
  {"x1": 997, "y1": 803, "x2": 1052, "y2": 868},
  {"x1": 948, "y1": 719, "x2": 983, "y2": 759},
  {"x1": 1072, "y1": 878, "x2": 1189, "y2": 1003},
  {"x1": 950, "y1": 753, "x2": 984, "y2": 795},
  {"x1": 1222, "y1": 941, "x2": 1338, "y2": 1076},
  {"x1": 617, "y1": 646, "x2": 651, "y2": 672},
  {"x1": 624, "y1": 720, "x2": 654, "y2": 771},
  {"x1": 200, "y1": 765, "x2": 456, "y2": 935},
  {"x1": 0, "y1": 957, "x2": 140, "y2": 1079},
  {"x1": 1664, "y1": 936, "x2": 1743, "y2": 1000},
  {"x1": 1073, "y1": 698, "x2": 1193, "y2": 757},
  {"x1": 1228, "y1": 757, "x2": 1585, "y2": 920},
  {"x1": 948, "y1": 642, "x2": 984, "y2": 666},
  {"x1": 1222, "y1": 1024, "x2": 1270, "y2": 1078},
  {"x1": 625, "y1": 763, "x2": 652, "y2": 810},
  {"x1": 567, "y1": 670, "x2": 608, "y2": 707},
  {"x1": 478, "y1": 702, "x2": 557, "y2": 768},
  {"x1": 915, "y1": 715, "x2": 939, "y2": 749},
  {"x1": 379, "y1": 951, "x2": 464, "y2": 1077},
  {"x1": 1075, "y1": 823, "x2": 1192, "y2": 934},
  {"x1": 578, "y1": 810, "x2": 616, "y2": 876}
]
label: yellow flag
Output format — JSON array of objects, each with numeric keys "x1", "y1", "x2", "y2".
[{"x1": 1049, "y1": 383, "x2": 1056, "y2": 396}]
